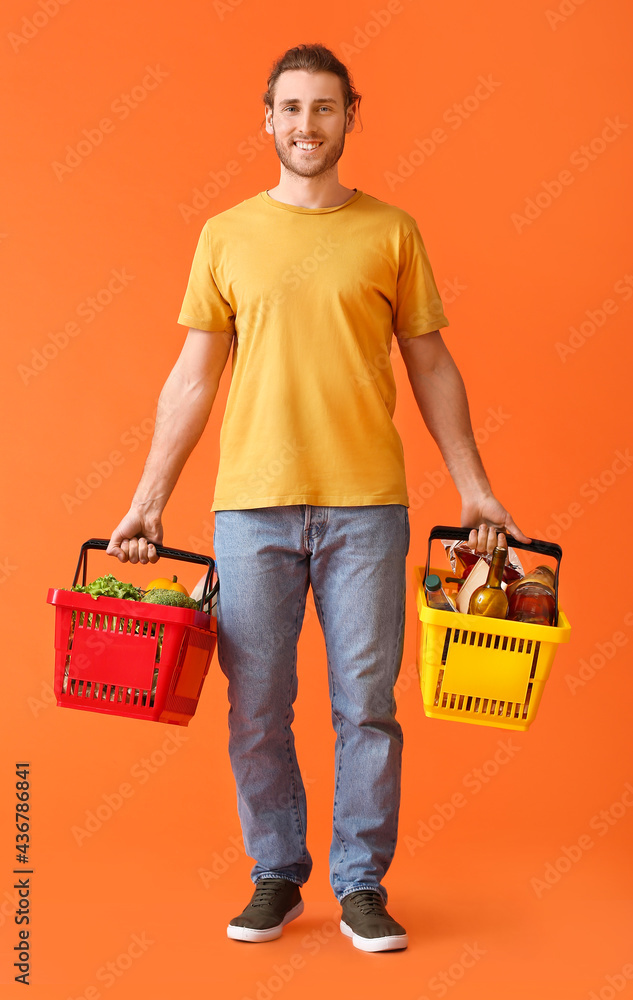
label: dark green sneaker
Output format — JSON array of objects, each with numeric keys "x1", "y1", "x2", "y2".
[
  {"x1": 340, "y1": 890, "x2": 408, "y2": 952},
  {"x1": 227, "y1": 878, "x2": 304, "y2": 942}
]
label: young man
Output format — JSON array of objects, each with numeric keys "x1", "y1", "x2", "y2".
[{"x1": 107, "y1": 43, "x2": 529, "y2": 952}]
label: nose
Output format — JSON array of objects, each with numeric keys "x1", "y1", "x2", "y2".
[{"x1": 295, "y1": 109, "x2": 320, "y2": 135}]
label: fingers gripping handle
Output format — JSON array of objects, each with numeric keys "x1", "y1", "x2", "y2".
[{"x1": 73, "y1": 537, "x2": 218, "y2": 612}]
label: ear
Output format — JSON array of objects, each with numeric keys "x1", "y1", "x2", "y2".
[
  {"x1": 265, "y1": 109, "x2": 274, "y2": 134},
  {"x1": 345, "y1": 101, "x2": 357, "y2": 134}
]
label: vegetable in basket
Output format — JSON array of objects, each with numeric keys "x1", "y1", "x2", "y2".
[{"x1": 70, "y1": 574, "x2": 142, "y2": 601}]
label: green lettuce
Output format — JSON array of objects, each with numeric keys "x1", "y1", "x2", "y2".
[{"x1": 70, "y1": 573, "x2": 142, "y2": 601}]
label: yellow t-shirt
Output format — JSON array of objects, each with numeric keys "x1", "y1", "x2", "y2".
[{"x1": 177, "y1": 188, "x2": 449, "y2": 511}]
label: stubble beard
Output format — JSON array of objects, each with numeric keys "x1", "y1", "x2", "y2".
[{"x1": 272, "y1": 122, "x2": 347, "y2": 178}]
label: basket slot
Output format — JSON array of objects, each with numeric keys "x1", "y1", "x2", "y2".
[
  {"x1": 155, "y1": 624, "x2": 165, "y2": 664},
  {"x1": 441, "y1": 630, "x2": 452, "y2": 664},
  {"x1": 485, "y1": 634, "x2": 492, "y2": 649},
  {"x1": 469, "y1": 632, "x2": 476, "y2": 646},
  {"x1": 482, "y1": 698, "x2": 489, "y2": 713},
  {"x1": 526, "y1": 639, "x2": 533, "y2": 654},
  {"x1": 457, "y1": 694, "x2": 465, "y2": 710},
  {"x1": 518, "y1": 638, "x2": 524, "y2": 653},
  {"x1": 434, "y1": 668, "x2": 444, "y2": 706},
  {"x1": 62, "y1": 654, "x2": 72, "y2": 693},
  {"x1": 461, "y1": 631, "x2": 469, "y2": 645},
  {"x1": 529, "y1": 642, "x2": 541, "y2": 679},
  {"x1": 149, "y1": 668, "x2": 159, "y2": 708},
  {"x1": 510, "y1": 637, "x2": 516, "y2": 652},
  {"x1": 522, "y1": 682, "x2": 534, "y2": 719},
  {"x1": 477, "y1": 633, "x2": 484, "y2": 647},
  {"x1": 501, "y1": 636, "x2": 508, "y2": 651}
]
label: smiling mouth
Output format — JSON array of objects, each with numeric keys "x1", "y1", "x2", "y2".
[{"x1": 293, "y1": 140, "x2": 323, "y2": 152}]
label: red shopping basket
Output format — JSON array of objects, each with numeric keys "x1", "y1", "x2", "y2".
[{"x1": 46, "y1": 538, "x2": 218, "y2": 726}]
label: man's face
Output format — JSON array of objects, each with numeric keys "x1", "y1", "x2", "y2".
[{"x1": 265, "y1": 70, "x2": 355, "y2": 178}]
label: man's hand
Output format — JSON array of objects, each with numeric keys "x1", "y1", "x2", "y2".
[
  {"x1": 106, "y1": 507, "x2": 163, "y2": 564},
  {"x1": 461, "y1": 492, "x2": 531, "y2": 555}
]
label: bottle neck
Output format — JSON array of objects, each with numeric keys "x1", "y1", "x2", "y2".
[{"x1": 486, "y1": 547, "x2": 507, "y2": 589}]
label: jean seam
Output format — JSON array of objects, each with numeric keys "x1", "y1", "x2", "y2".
[
  {"x1": 313, "y1": 585, "x2": 348, "y2": 884},
  {"x1": 282, "y1": 576, "x2": 310, "y2": 864},
  {"x1": 255, "y1": 873, "x2": 303, "y2": 887}
]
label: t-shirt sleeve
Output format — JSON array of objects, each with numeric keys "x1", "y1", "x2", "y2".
[
  {"x1": 177, "y1": 222, "x2": 235, "y2": 333},
  {"x1": 393, "y1": 222, "x2": 449, "y2": 339}
]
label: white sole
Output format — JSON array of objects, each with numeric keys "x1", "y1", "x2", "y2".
[
  {"x1": 340, "y1": 919, "x2": 408, "y2": 952},
  {"x1": 227, "y1": 899, "x2": 304, "y2": 942}
]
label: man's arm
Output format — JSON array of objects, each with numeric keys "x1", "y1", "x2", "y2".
[
  {"x1": 397, "y1": 329, "x2": 531, "y2": 552},
  {"x1": 106, "y1": 327, "x2": 233, "y2": 564}
]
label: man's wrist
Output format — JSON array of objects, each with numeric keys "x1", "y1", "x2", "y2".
[{"x1": 130, "y1": 494, "x2": 168, "y2": 517}]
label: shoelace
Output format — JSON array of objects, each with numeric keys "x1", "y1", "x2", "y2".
[
  {"x1": 349, "y1": 891, "x2": 386, "y2": 915},
  {"x1": 251, "y1": 881, "x2": 288, "y2": 908}
]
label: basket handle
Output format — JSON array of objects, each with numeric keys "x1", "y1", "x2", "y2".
[
  {"x1": 424, "y1": 525, "x2": 563, "y2": 625},
  {"x1": 72, "y1": 537, "x2": 218, "y2": 613}
]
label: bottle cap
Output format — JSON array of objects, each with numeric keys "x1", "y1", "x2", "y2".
[{"x1": 425, "y1": 574, "x2": 442, "y2": 591}]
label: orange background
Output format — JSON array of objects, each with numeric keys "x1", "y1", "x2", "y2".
[{"x1": 2, "y1": 0, "x2": 633, "y2": 996}]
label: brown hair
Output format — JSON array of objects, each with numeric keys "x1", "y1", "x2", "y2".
[{"x1": 262, "y1": 43, "x2": 362, "y2": 128}]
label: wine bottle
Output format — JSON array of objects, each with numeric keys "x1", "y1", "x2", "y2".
[{"x1": 468, "y1": 547, "x2": 509, "y2": 619}]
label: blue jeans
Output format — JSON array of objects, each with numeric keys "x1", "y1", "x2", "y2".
[{"x1": 213, "y1": 504, "x2": 409, "y2": 902}]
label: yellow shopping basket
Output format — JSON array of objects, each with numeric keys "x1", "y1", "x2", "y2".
[{"x1": 415, "y1": 526, "x2": 571, "y2": 731}]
